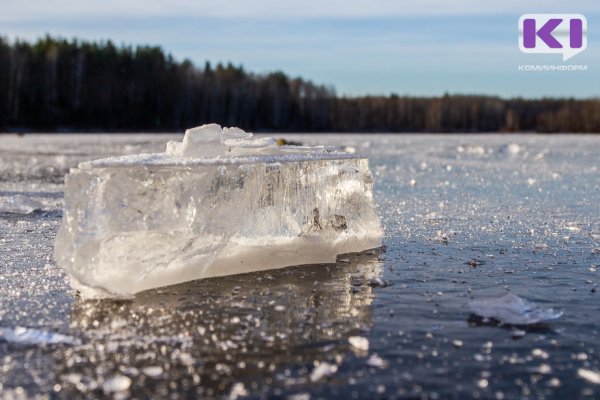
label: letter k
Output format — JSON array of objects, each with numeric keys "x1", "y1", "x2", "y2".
[{"x1": 523, "y1": 18, "x2": 563, "y2": 48}]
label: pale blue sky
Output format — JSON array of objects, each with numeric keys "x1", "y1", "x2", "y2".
[{"x1": 1, "y1": 0, "x2": 599, "y2": 98}]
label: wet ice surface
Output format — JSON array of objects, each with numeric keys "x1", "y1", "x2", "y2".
[{"x1": 1, "y1": 133, "x2": 599, "y2": 399}]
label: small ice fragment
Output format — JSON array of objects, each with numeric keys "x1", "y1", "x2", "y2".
[
  {"x1": 368, "y1": 277, "x2": 390, "y2": 288},
  {"x1": 228, "y1": 382, "x2": 249, "y2": 399},
  {"x1": 0, "y1": 326, "x2": 81, "y2": 346},
  {"x1": 529, "y1": 364, "x2": 552, "y2": 374},
  {"x1": 468, "y1": 293, "x2": 562, "y2": 325},
  {"x1": 511, "y1": 329, "x2": 526, "y2": 339},
  {"x1": 457, "y1": 145, "x2": 485, "y2": 155},
  {"x1": 310, "y1": 362, "x2": 337, "y2": 382},
  {"x1": 178, "y1": 353, "x2": 194, "y2": 366},
  {"x1": 142, "y1": 366, "x2": 163, "y2": 377},
  {"x1": 0, "y1": 195, "x2": 44, "y2": 215},
  {"x1": 500, "y1": 143, "x2": 521, "y2": 155},
  {"x1": 547, "y1": 378, "x2": 561, "y2": 387},
  {"x1": 532, "y1": 348, "x2": 549, "y2": 359},
  {"x1": 102, "y1": 375, "x2": 132, "y2": 394},
  {"x1": 348, "y1": 336, "x2": 369, "y2": 352},
  {"x1": 366, "y1": 354, "x2": 388, "y2": 369},
  {"x1": 452, "y1": 340, "x2": 464, "y2": 348},
  {"x1": 287, "y1": 394, "x2": 310, "y2": 400},
  {"x1": 578, "y1": 369, "x2": 600, "y2": 385}
]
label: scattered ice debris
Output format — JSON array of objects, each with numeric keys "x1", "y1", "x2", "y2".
[
  {"x1": 310, "y1": 362, "x2": 338, "y2": 382},
  {"x1": 366, "y1": 354, "x2": 388, "y2": 369},
  {"x1": 102, "y1": 374, "x2": 132, "y2": 394},
  {"x1": 0, "y1": 326, "x2": 81, "y2": 346},
  {"x1": 228, "y1": 382, "x2": 249, "y2": 400},
  {"x1": 532, "y1": 348, "x2": 549, "y2": 359},
  {"x1": 468, "y1": 294, "x2": 562, "y2": 325},
  {"x1": 456, "y1": 144, "x2": 486, "y2": 155},
  {"x1": 452, "y1": 340, "x2": 464, "y2": 348},
  {"x1": 142, "y1": 366, "x2": 163, "y2": 377},
  {"x1": 466, "y1": 258, "x2": 485, "y2": 268},
  {"x1": 577, "y1": 369, "x2": 600, "y2": 385},
  {"x1": 348, "y1": 336, "x2": 369, "y2": 352},
  {"x1": 436, "y1": 230, "x2": 455, "y2": 245},
  {"x1": 54, "y1": 124, "x2": 383, "y2": 298},
  {"x1": 499, "y1": 143, "x2": 521, "y2": 155},
  {"x1": 368, "y1": 277, "x2": 390, "y2": 288},
  {"x1": 287, "y1": 394, "x2": 310, "y2": 400},
  {"x1": 511, "y1": 329, "x2": 526, "y2": 339},
  {"x1": 528, "y1": 364, "x2": 552, "y2": 375}
]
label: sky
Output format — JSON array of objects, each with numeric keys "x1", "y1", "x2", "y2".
[{"x1": 1, "y1": 0, "x2": 599, "y2": 98}]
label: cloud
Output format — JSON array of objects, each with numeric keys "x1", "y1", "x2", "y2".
[{"x1": 2, "y1": 0, "x2": 600, "y2": 22}]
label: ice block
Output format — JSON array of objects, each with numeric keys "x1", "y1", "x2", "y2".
[{"x1": 53, "y1": 124, "x2": 383, "y2": 298}]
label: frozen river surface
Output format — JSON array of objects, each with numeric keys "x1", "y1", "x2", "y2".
[{"x1": 0, "y1": 133, "x2": 599, "y2": 399}]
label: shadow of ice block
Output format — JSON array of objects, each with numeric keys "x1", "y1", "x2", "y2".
[{"x1": 54, "y1": 125, "x2": 383, "y2": 298}]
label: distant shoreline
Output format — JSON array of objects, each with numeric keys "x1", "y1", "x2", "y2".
[
  {"x1": 1, "y1": 36, "x2": 599, "y2": 134},
  {"x1": 2, "y1": 130, "x2": 600, "y2": 136}
]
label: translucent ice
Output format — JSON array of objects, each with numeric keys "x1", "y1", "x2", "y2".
[
  {"x1": 0, "y1": 194, "x2": 43, "y2": 214},
  {"x1": 468, "y1": 294, "x2": 562, "y2": 325},
  {"x1": 0, "y1": 326, "x2": 81, "y2": 346},
  {"x1": 54, "y1": 124, "x2": 383, "y2": 298}
]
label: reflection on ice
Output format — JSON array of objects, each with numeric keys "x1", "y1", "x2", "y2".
[{"x1": 57, "y1": 250, "x2": 383, "y2": 397}]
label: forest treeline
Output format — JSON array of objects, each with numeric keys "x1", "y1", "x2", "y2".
[{"x1": 1, "y1": 36, "x2": 599, "y2": 133}]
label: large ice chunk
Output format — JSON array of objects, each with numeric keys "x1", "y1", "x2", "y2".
[{"x1": 54, "y1": 124, "x2": 383, "y2": 298}]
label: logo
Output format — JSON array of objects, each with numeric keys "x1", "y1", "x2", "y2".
[{"x1": 519, "y1": 14, "x2": 587, "y2": 61}]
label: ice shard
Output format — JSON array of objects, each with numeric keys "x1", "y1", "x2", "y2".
[{"x1": 54, "y1": 124, "x2": 383, "y2": 298}]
